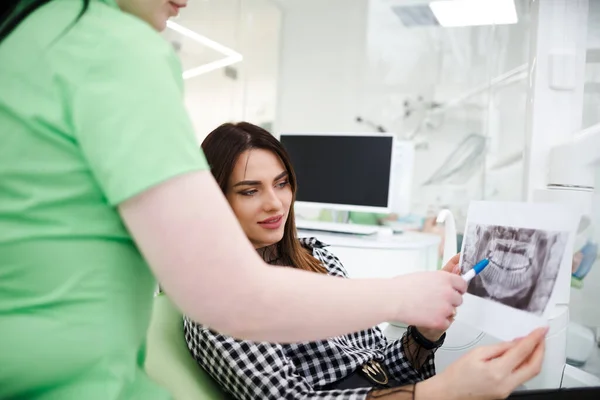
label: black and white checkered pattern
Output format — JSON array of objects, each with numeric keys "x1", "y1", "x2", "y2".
[{"x1": 184, "y1": 237, "x2": 438, "y2": 400}]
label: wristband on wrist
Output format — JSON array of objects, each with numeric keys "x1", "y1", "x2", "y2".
[{"x1": 408, "y1": 325, "x2": 446, "y2": 350}]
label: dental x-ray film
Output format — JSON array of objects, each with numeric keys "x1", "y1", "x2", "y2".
[
  {"x1": 454, "y1": 201, "x2": 580, "y2": 341},
  {"x1": 462, "y1": 224, "x2": 568, "y2": 315}
]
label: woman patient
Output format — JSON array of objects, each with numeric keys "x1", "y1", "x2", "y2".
[{"x1": 184, "y1": 122, "x2": 546, "y2": 400}]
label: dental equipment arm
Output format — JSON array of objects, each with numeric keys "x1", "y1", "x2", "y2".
[{"x1": 545, "y1": 122, "x2": 600, "y2": 219}]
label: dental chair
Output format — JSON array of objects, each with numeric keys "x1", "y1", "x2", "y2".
[{"x1": 145, "y1": 293, "x2": 230, "y2": 400}]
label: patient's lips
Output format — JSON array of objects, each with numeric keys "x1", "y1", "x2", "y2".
[{"x1": 258, "y1": 215, "x2": 284, "y2": 230}]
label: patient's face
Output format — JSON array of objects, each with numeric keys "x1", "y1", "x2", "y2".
[{"x1": 226, "y1": 149, "x2": 292, "y2": 249}]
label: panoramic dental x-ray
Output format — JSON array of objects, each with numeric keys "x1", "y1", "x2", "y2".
[{"x1": 461, "y1": 224, "x2": 569, "y2": 315}]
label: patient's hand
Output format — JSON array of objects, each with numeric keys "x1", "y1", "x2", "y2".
[
  {"x1": 441, "y1": 253, "x2": 462, "y2": 276},
  {"x1": 416, "y1": 327, "x2": 547, "y2": 400},
  {"x1": 416, "y1": 254, "x2": 461, "y2": 341}
]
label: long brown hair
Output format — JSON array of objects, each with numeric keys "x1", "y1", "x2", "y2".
[{"x1": 201, "y1": 122, "x2": 327, "y2": 274}]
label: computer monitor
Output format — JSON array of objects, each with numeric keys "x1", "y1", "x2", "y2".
[{"x1": 279, "y1": 132, "x2": 396, "y2": 213}]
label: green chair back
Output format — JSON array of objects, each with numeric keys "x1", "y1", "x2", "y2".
[{"x1": 145, "y1": 294, "x2": 230, "y2": 400}]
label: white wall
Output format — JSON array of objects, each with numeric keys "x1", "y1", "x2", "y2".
[
  {"x1": 184, "y1": 71, "x2": 243, "y2": 143},
  {"x1": 176, "y1": 0, "x2": 282, "y2": 144},
  {"x1": 274, "y1": 0, "x2": 369, "y2": 134}
]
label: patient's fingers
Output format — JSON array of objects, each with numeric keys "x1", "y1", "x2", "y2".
[
  {"x1": 478, "y1": 341, "x2": 516, "y2": 361},
  {"x1": 507, "y1": 338, "x2": 546, "y2": 388},
  {"x1": 441, "y1": 254, "x2": 461, "y2": 273},
  {"x1": 449, "y1": 253, "x2": 461, "y2": 265},
  {"x1": 495, "y1": 328, "x2": 547, "y2": 371}
]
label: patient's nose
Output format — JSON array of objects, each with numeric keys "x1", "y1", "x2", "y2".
[{"x1": 263, "y1": 189, "x2": 282, "y2": 211}]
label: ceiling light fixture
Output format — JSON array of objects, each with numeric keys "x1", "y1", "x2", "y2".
[
  {"x1": 166, "y1": 21, "x2": 243, "y2": 79},
  {"x1": 429, "y1": 0, "x2": 518, "y2": 27}
]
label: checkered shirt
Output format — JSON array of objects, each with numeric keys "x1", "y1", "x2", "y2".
[{"x1": 184, "y1": 237, "x2": 439, "y2": 400}]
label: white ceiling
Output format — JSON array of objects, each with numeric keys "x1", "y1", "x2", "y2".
[
  {"x1": 170, "y1": 0, "x2": 600, "y2": 121},
  {"x1": 169, "y1": 0, "x2": 600, "y2": 78}
]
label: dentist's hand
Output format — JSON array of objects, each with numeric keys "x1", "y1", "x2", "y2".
[
  {"x1": 393, "y1": 259, "x2": 467, "y2": 331},
  {"x1": 416, "y1": 327, "x2": 547, "y2": 400},
  {"x1": 416, "y1": 253, "x2": 462, "y2": 341}
]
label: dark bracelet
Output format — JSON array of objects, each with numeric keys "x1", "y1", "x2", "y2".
[{"x1": 407, "y1": 325, "x2": 446, "y2": 350}]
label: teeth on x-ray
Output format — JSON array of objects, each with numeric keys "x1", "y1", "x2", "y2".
[{"x1": 461, "y1": 224, "x2": 569, "y2": 315}]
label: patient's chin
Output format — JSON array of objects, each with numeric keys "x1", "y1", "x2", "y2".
[{"x1": 259, "y1": 231, "x2": 285, "y2": 247}]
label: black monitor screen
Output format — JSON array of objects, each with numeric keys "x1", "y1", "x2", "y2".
[{"x1": 280, "y1": 134, "x2": 393, "y2": 209}]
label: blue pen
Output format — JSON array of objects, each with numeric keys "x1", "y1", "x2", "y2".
[{"x1": 462, "y1": 259, "x2": 489, "y2": 282}]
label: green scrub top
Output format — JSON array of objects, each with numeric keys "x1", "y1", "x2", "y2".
[{"x1": 0, "y1": 1, "x2": 208, "y2": 398}]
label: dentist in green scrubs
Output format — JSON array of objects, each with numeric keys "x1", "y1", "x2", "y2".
[{"x1": 0, "y1": 1, "x2": 471, "y2": 398}]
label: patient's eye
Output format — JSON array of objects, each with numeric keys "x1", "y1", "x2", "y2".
[
  {"x1": 240, "y1": 189, "x2": 258, "y2": 196},
  {"x1": 275, "y1": 180, "x2": 289, "y2": 189}
]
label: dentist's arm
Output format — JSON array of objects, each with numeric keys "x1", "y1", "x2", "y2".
[
  {"x1": 74, "y1": 31, "x2": 466, "y2": 343},
  {"x1": 119, "y1": 170, "x2": 467, "y2": 343}
]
